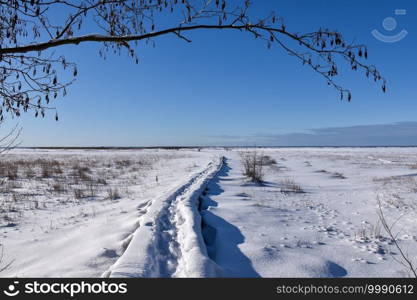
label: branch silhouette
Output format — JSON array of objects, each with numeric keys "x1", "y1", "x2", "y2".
[{"x1": 0, "y1": 0, "x2": 386, "y2": 120}]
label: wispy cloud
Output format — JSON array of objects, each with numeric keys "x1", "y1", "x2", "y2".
[{"x1": 207, "y1": 122, "x2": 417, "y2": 146}]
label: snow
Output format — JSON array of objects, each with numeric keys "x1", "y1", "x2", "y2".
[
  {"x1": 201, "y1": 148, "x2": 417, "y2": 277},
  {"x1": 107, "y1": 157, "x2": 223, "y2": 278},
  {"x1": 0, "y1": 148, "x2": 216, "y2": 277},
  {"x1": 1, "y1": 147, "x2": 417, "y2": 277}
]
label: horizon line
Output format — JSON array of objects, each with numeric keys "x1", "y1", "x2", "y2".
[{"x1": 10, "y1": 145, "x2": 417, "y2": 150}]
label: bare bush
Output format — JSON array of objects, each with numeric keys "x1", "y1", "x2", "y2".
[{"x1": 240, "y1": 151, "x2": 265, "y2": 183}]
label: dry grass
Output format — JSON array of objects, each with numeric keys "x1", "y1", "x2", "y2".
[
  {"x1": 280, "y1": 178, "x2": 304, "y2": 194},
  {"x1": 0, "y1": 152, "x2": 165, "y2": 227},
  {"x1": 240, "y1": 152, "x2": 277, "y2": 183},
  {"x1": 355, "y1": 221, "x2": 382, "y2": 242},
  {"x1": 240, "y1": 151, "x2": 264, "y2": 183}
]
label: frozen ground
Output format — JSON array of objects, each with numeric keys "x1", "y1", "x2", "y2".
[
  {"x1": 1, "y1": 147, "x2": 417, "y2": 277},
  {"x1": 0, "y1": 148, "x2": 216, "y2": 277},
  {"x1": 201, "y1": 148, "x2": 417, "y2": 277}
]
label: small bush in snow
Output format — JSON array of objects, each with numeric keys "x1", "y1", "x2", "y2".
[
  {"x1": 280, "y1": 179, "x2": 304, "y2": 194},
  {"x1": 240, "y1": 151, "x2": 266, "y2": 183}
]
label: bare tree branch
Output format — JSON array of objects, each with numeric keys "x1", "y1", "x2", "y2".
[
  {"x1": 0, "y1": 121, "x2": 21, "y2": 154},
  {"x1": 377, "y1": 196, "x2": 417, "y2": 278},
  {"x1": 0, "y1": 0, "x2": 386, "y2": 120},
  {"x1": 0, "y1": 244, "x2": 14, "y2": 273}
]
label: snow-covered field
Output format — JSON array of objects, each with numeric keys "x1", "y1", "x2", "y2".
[{"x1": 1, "y1": 147, "x2": 417, "y2": 277}]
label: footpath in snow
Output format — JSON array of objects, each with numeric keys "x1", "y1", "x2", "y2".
[{"x1": 107, "y1": 156, "x2": 223, "y2": 278}]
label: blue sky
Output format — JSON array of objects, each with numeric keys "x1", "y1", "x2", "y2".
[{"x1": 4, "y1": 0, "x2": 417, "y2": 146}]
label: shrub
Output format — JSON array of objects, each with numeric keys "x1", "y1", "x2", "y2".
[
  {"x1": 240, "y1": 151, "x2": 265, "y2": 183},
  {"x1": 281, "y1": 179, "x2": 304, "y2": 193}
]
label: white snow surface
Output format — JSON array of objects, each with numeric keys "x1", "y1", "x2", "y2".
[
  {"x1": 201, "y1": 148, "x2": 417, "y2": 277},
  {"x1": 0, "y1": 148, "x2": 217, "y2": 277},
  {"x1": 1, "y1": 147, "x2": 417, "y2": 278},
  {"x1": 108, "y1": 157, "x2": 223, "y2": 278}
]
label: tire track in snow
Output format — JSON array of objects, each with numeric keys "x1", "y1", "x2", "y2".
[{"x1": 106, "y1": 157, "x2": 224, "y2": 277}]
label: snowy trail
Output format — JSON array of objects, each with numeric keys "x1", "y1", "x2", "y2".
[{"x1": 107, "y1": 157, "x2": 224, "y2": 278}]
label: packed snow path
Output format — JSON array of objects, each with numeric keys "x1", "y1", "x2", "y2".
[{"x1": 107, "y1": 157, "x2": 223, "y2": 277}]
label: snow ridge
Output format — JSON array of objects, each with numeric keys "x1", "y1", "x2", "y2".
[{"x1": 106, "y1": 156, "x2": 224, "y2": 278}]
